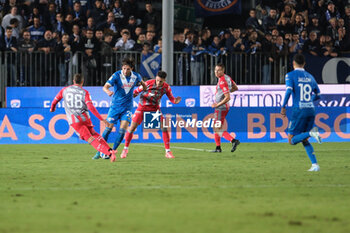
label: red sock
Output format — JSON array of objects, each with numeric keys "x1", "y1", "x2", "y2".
[
  {"x1": 222, "y1": 131, "x2": 234, "y2": 142},
  {"x1": 214, "y1": 133, "x2": 221, "y2": 146},
  {"x1": 124, "y1": 131, "x2": 133, "y2": 147},
  {"x1": 90, "y1": 135, "x2": 111, "y2": 155},
  {"x1": 162, "y1": 131, "x2": 170, "y2": 150}
]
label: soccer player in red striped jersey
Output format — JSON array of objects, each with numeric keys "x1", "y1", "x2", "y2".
[
  {"x1": 121, "y1": 70, "x2": 181, "y2": 159},
  {"x1": 50, "y1": 74, "x2": 117, "y2": 162},
  {"x1": 211, "y1": 63, "x2": 240, "y2": 153}
]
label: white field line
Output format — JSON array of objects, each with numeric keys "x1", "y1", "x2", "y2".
[
  {"x1": 133, "y1": 143, "x2": 350, "y2": 153},
  {"x1": 2, "y1": 184, "x2": 350, "y2": 192}
]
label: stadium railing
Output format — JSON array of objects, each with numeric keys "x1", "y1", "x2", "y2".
[{"x1": 0, "y1": 51, "x2": 289, "y2": 88}]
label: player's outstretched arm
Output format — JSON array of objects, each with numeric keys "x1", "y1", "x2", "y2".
[
  {"x1": 140, "y1": 80, "x2": 147, "y2": 91},
  {"x1": 103, "y1": 83, "x2": 113, "y2": 97},
  {"x1": 174, "y1": 97, "x2": 182, "y2": 104},
  {"x1": 50, "y1": 89, "x2": 64, "y2": 112}
]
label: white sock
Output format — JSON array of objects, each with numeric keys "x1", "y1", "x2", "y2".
[
  {"x1": 166, "y1": 149, "x2": 171, "y2": 153},
  {"x1": 124, "y1": 147, "x2": 128, "y2": 150}
]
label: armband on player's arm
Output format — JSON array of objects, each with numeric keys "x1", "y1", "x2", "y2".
[
  {"x1": 87, "y1": 102, "x2": 103, "y2": 121},
  {"x1": 282, "y1": 87, "x2": 293, "y2": 108}
]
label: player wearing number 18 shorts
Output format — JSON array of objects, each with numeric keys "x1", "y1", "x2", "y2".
[
  {"x1": 281, "y1": 54, "x2": 322, "y2": 172},
  {"x1": 50, "y1": 74, "x2": 117, "y2": 162}
]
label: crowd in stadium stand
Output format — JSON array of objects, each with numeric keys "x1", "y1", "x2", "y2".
[{"x1": 0, "y1": 0, "x2": 349, "y2": 86}]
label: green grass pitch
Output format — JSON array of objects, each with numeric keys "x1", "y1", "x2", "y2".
[{"x1": 1, "y1": 142, "x2": 350, "y2": 233}]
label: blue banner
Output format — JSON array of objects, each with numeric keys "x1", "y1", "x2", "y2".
[
  {"x1": 0, "y1": 107, "x2": 349, "y2": 144},
  {"x1": 304, "y1": 53, "x2": 350, "y2": 84},
  {"x1": 140, "y1": 52, "x2": 161, "y2": 79},
  {"x1": 194, "y1": 0, "x2": 241, "y2": 17},
  {"x1": 6, "y1": 86, "x2": 200, "y2": 108}
]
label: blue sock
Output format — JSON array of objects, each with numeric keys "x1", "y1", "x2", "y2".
[
  {"x1": 102, "y1": 127, "x2": 112, "y2": 141},
  {"x1": 303, "y1": 141, "x2": 317, "y2": 164},
  {"x1": 291, "y1": 132, "x2": 310, "y2": 145},
  {"x1": 113, "y1": 128, "x2": 126, "y2": 150}
]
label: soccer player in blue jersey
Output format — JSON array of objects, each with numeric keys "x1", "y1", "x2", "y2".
[
  {"x1": 281, "y1": 54, "x2": 322, "y2": 172},
  {"x1": 93, "y1": 57, "x2": 147, "y2": 159}
]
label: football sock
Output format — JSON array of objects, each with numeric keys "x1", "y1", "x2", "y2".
[
  {"x1": 113, "y1": 128, "x2": 126, "y2": 150},
  {"x1": 303, "y1": 141, "x2": 317, "y2": 164},
  {"x1": 222, "y1": 131, "x2": 234, "y2": 142},
  {"x1": 102, "y1": 127, "x2": 112, "y2": 141},
  {"x1": 90, "y1": 135, "x2": 112, "y2": 155},
  {"x1": 214, "y1": 133, "x2": 221, "y2": 146},
  {"x1": 166, "y1": 149, "x2": 171, "y2": 153},
  {"x1": 124, "y1": 146, "x2": 128, "y2": 150},
  {"x1": 124, "y1": 130, "x2": 133, "y2": 147},
  {"x1": 162, "y1": 131, "x2": 170, "y2": 150},
  {"x1": 291, "y1": 132, "x2": 310, "y2": 145}
]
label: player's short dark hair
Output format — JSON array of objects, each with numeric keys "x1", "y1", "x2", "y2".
[
  {"x1": 216, "y1": 63, "x2": 225, "y2": 70},
  {"x1": 293, "y1": 54, "x2": 305, "y2": 65},
  {"x1": 122, "y1": 57, "x2": 135, "y2": 69},
  {"x1": 157, "y1": 71, "x2": 167, "y2": 79},
  {"x1": 73, "y1": 73, "x2": 84, "y2": 84}
]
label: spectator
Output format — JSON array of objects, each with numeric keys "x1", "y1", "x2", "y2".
[
  {"x1": 114, "y1": 30, "x2": 135, "y2": 51},
  {"x1": 63, "y1": 13, "x2": 74, "y2": 35},
  {"x1": 190, "y1": 36, "x2": 206, "y2": 85},
  {"x1": 18, "y1": 30, "x2": 36, "y2": 85},
  {"x1": 71, "y1": 1, "x2": 87, "y2": 29},
  {"x1": 326, "y1": 17, "x2": 339, "y2": 40},
  {"x1": 27, "y1": 6, "x2": 44, "y2": 27},
  {"x1": 98, "y1": 12, "x2": 118, "y2": 34},
  {"x1": 133, "y1": 26, "x2": 142, "y2": 41},
  {"x1": 289, "y1": 32, "x2": 303, "y2": 54},
  {"x1": 337, "y1": 26, "x2": 350, "y2": 50},
  {"x1": 28, "y1": 17, "x2": 46, "y2": 42},
  {"x1": 293, "y1": 12, "x2": 308, "y2": 34},
  {"x1": 69, "y1": 24, "x2": 81, "y2": 45},
  {"x1": 263, "y1": 8, "x2": 278, "y2": 32},
  {"x1": 45, "y1": 3, "x2": 57, "y2": 30},
  {"x1": 82, "y1": 17, "x2": 96, "y2": 37},
  {"x1": 9, "y1": 18, "x2": 20, "y2": 39},
  {"x1": 100, "y1": 30, "x2": 114, "y2": 82},
  {"x1": 325, "y1": 1, "x2": 341, "y2": 22},
  {"x1": 124, "y1": 0, "x2": 140, "y2": 20},
  {"x1": 277, "y1": 4, "x2": 296, "y2": 25},
  {"x1": 154, "y1": 38, "x2": 162, "y2": 53},
  {"x1": 142, "y1": 2, "x2": 161, "y2": 32},
  {"x1": 302, "y1": 31, "x2": 320, "y2": 56},
  {"x1": 246, "y1": 9, "x2": 264, "y2": 34},
  {"x1": 307, "y1": 14, "x2": 324, "y2": 35},
  {"x1": 2, "y1": 6, "x2": 24, "y2": 31},
  {"x1": 145, "y1": 30, "x2": 155, "y2": 48},
  {"x1": 208, "y1": 36, "x2": 225, "y2": 55},
  {"x1": 271, "y1": 35, "x2": 289, "y2": 83},
  {"x1": 261, "y1": 32, "x2": 274, "y2": 84},
  {"x1": 0, "y1": 26, "x2": 18, "y2": 85},
  {"x1": 344, "y1": 5, "x2": 350, "y2": 30},
  {"x1": 126, "y1": 15, "x2": 137, "y2": 39},
  {"x1": 55, "y1": 33, "x2": 72, "y2": 85},
  {"x1": 111, "y1": 0, "x2": 126, "y2": 28},
  {"x1": 321, "y1": 41, "x2": 338, "y2": 57},
  {"x1": 95, "y1": 29, "x2": 104, "y2": 43},
  {"x1": 37, "y1": 30, "x2": 56, "y2": 54},
  {"x1": 89, "y1": 0, "x2": 107, "y2": 26},
  {"x1": 245, "y1": 31, "x2": 261, "y2": 54},
  {"x1": 133, "y1": 33, "x2": 146, "y2": 51},
  {"x1": 174, "y1": 32, "x2": 186, "y2": 51},
  {"x1": 53, "y1": 13, "x2": 66, "y2": 35},
  {"x1": 277, "y1": 14, "x2": 294, "y2": 34},
  {"x1": 299, "y1": 29, "x2": 308, "y2": 45},
  {"x1": 200, "y1": 28, "x2": 211, "y2": 47}
]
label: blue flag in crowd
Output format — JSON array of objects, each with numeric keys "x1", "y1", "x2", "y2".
[
  {"x1": 194, "y1": 0, "x2": 241, "y2": 17},
  {"x1": 140, "y1": 52, "x2": 162, "y2": 79}
]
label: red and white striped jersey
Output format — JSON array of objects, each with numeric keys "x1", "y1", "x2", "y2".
[
  {"x1": 134, "y1": 79, "x2": 176, "y2": 111},
  {"x1": 51, "y1": 85, "x2": 97, "y2": 125},
  {"x1": 215, "y1": 74, "x2": 236, "y2": 110}
]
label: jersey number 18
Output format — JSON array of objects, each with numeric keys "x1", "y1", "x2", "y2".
[{"x1": 298, "y1": 83, "x2": 312, "y2": 102}]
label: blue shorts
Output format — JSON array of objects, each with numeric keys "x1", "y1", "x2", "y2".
[
  {"x1": 288, "y1": 116, "x2": 315, "y2": 135},
  {"x1": 106, "y1": 107, "x2": 132, "y2": 124}
]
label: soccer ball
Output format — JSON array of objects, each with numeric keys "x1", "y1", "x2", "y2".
[{"x1": 100, "y1": 153, "x2": 110, "y2": 159}]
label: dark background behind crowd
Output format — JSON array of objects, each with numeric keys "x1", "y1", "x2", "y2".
[{"x1": 0, "y1": 0, "x2": 349, "y2": 86}]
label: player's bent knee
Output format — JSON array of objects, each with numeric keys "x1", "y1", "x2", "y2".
[{"x1": 302, "y1": 139, "x2": 310, "y2": 146}]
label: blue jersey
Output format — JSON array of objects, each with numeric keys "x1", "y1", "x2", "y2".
[
  {"x1": 107, "y1": 70, "x2": 142, "y2": 110},
  {"x1": 284, "y1": 68, "x2": 320, "y2": 118}
]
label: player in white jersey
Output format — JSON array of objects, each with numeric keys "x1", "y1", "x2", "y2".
[
  {"x1": 211, "y1": 63, "x2": 240, "y2": 153},
  {"x1": 50, "y1": 74, "x2": 117, "y2": 162}
]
